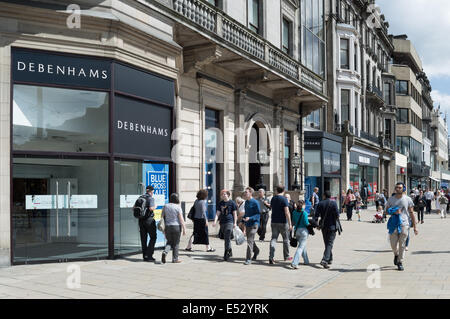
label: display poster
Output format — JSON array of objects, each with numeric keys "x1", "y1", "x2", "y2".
[{"x1": 144, "y1": 163, "x2": 170, "y2": 248}]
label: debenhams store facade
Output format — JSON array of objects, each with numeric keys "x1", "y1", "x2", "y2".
[{"x1": 0, "y1": 2, "x2": 180, "y2": 265}]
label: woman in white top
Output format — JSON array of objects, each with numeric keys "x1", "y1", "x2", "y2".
[{"x1": 434, "y1": 191, "x2": 441, "y2": 215}]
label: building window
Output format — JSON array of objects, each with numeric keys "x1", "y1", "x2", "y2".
[
  {"x1": 384, "y1": 82, "x2": 391, "y2": 105},
  {"x1": 355, "y1": 92, "x2": 358, "y2": 131},
  {"x1": 340, "y1": 38, "x2": 349, "y2": 70},
  {"x1": 354, "y1": 43, "x2": 358, "y2": 71},
  {"x1": 282, "y1": 17, "x2": 292, "y2": 56},
  {"x1": 306, "y1": 109, "x2": 321, "y2": 129},
  {"x1": 385, "y1": 119, "x2": 391, "y2": 141},
  {"x1": 301, "y1": 0, "x2": 325, "y2": 77},
  {"x1": 396, "y1": 80, "x2": 408, "y2": 95},
  {"x1": 396, "y1": 108, "x2": 409, "y2": 124},
  {"x1": 248, "y1": 0, "x2": 261, "y2": 34},
  {"x1": 341, "y1": 89, "x2": 350, "y2": 122}
]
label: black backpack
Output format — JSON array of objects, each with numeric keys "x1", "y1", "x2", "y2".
[{"x1": 133, "y1": 195, "x2": 149, "y2": 219}]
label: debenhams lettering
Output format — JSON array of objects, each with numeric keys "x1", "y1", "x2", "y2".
[
  {"x1": 117, "y1": 121, "x2": 169, "y2": 137},
  {"x1": 16, "y1": 61, "x2": 108, "y2": 79}
]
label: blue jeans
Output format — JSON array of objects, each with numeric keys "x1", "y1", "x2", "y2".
[
  {"x1": 405, "y1": 227, "x2": 410, "y2": 247},
  {"x1": 292, "y1": 227, "x2": 309, "y2": 266}
]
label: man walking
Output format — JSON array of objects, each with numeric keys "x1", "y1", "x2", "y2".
[
  {"x1": 242, "y1": 187, "x2": 261, "y2": 265},
  {"x1": 310, "y1": 187, "x2": 320, "y2": 214},
  {"x1": 256, "y1": 189, "x2": 271, "y2": 241},
  {"x1": 385, "y1": 182, "x2": 418, "y2": 271},
  {"x1": 268, "y1": 186, "x2": 293, "y2": 264},
  {"x1": 314, "y1": 190, "x2": 340, "y2": 269},
  {"x1": 139, "y1": 185, "x2": 157, "y2": 262}
]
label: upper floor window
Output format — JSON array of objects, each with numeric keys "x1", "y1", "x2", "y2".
[
  {"x1": 301, "y1": 0, "x2": 325, "y2": 77},
  {"x1": 282, "y1": 18, "x2": 292, "y2": 56},
  {"x1": 397, "y1": 108, "x2": 409, "y2": 124},
  {"x1": 306, "y1": 109, "x2": 321, "y2": 129},
  {"x1": 340, "y1": 38, "x2": 349, "y2": 70},
  {"x1": 248, "y1": 0, "x2": 262, "y2": 35},
  {"x1": 206, "y1": 0, "x2": 218, "y2": 6},
  {"x1": 341, "y1": 89, "x2": 350, "y2": 122},
  {"x1": 384, "y1": 82, "x2": 392, "y2": 105},
  {"x1": 396, "y1": 80, "x2": 408, "y2": 95},
  {"x1": 354, "y1": 43, "x2": 358, "y2": 71}
]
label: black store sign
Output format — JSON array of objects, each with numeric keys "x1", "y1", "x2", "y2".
[
  {"x1": 114, "y1": 95, "x2": 172, "y2": 158},
  {"x1": 12, "y1": 48, "x2": 111, "y2": 89}
]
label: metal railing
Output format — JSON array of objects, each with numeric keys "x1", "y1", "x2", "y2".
[
  {"x1": 169, "y1": 0, "x2": 324, "y2": 95},
  {"x1": 367, "y1": 84, "x2": 383, "y2": 100}
]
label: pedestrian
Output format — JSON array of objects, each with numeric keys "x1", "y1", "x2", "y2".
[
  {"x1": 375, "y1": 190, "x2": 381, "y2": 210},
  {"x1": 289, "y1": 199, "x2": 310, "y2": 269},
  {"x1": 185, "y1": 189, "x2": 215, "y2": 252},
  {"x1": 256, "y1": 189, "x2": 271, "y2": 242},
  {"x1": 285, "y1": 193, "x2": 296, "y2": 238},
  {"x1": 385, "y1": 182, "x2": 418, "y2": 271},
  {"x1": 413, "y1": 190, "x2": 426, "y2": 224},
  {"x1": 444, "y1": 189, "x2": 450, "y2": 219},
  {"x1": 242, "y1": 187, "x2": 261, "y2": 265},
  {"x1": 269, "y1": 185, "x2": 293, "y2": 264},
  {"x1": 439, "y1": 190, "x2": 448, "y2": 219},
  {"x1": 160, "y1": 193, "x2": 186, "y2": 264},
  {"x1": 310, "y1": 187, "x2": 320, "y2": 215},
  {"x1": 340, "y1": 190, "x2": 346, "y2": 214},
  {"x1": 425, "y1": 188, "x2": 433, "y2": 214},
  {"x1": 355, "y1": 194, "x2": 362, "y2": 221},
  {"x1": 314, "y1": 190, "x2": 340, "y2": 269},
  {"x1": 235, "y1": 196, "x2": 246, "y2": 233},
  {"x1": 213, "y1": 189, "x2": 238, "y2": 261},
  {"x1": 361, "y1": 184, "x2": 368, "y2": 209},
  {"x1": 344, "y1": 189, "x2": 356, "y2": 221},
  {"x1": 434, "y1": 190, "x2": 441, "y2": 215},
  {"x1": 139, "y1": 185, "x2": 157, "y2": 262}
]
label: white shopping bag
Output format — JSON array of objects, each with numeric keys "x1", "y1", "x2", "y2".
[{"x1": 233, "y1": 226, "x2": 245, "y2": 246}]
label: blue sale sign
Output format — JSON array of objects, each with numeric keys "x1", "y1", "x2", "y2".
[{"x1": 143, "y1": 163, "x2": 170, "y2": 248}]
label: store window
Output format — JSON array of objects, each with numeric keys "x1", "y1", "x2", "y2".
[{"x1": 13, "y1": 85, "x2": 109, "y2": 153}]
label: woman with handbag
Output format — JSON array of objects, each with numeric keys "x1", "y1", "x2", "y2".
[
  {"x1": 185, "y1": 189, "x2": 216, "y2": 253},
  {"x1": 345, "y1": 189, "x2": 356, "y2": 221},
  {"x1": 160, "y1": 193, "x2": 186, "y2": 264},
  {"x1": 289, "y1": 200, "x2": 310, "y2": 269}
]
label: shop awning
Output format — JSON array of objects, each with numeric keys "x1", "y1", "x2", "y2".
[{"x1": 430, "y1": 177, "x2": 440, "y2": 182}]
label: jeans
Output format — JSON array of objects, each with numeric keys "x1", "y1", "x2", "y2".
[
  {"x1": 269, "y1": 223, "x2": 290, "y2": 260},
  {"x1": 390, "y1": 226, "x2": 409, "y2": 264},
  {"x1": 292, "y1": 227, "x2": 309, "y2": 266},
  {"x1": 139, "y1": 218, "x2": 157, "y2": 259},
  {"x1": 220, "y1": 223, "x2": 234, "y2": 252},
  {"x1": 257, "y1": 212, "x2": 269, "y2": 240},
  {"x1": 417, "y1": 208, "x2": 424, "y2": 222},
  {"x1": 164, "y1": 225, "x2": 181, "y2": 261},
  {"x1": 346, "y1": 205, "x2": 353, "y2": 220},
  {"x1": 426, "y1": 199, "x2": 432, "y2": 213},
  {"x1": 405, "y1": 227, "x2": 410, "y2": 247},
  {"x1": 245, "y1": 225, "x2": 259, "y2": 261},
  {"x1": 321, "y1": 228, "x2": 337, "y2": 264}
]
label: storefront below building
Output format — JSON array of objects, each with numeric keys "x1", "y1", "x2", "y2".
[
  {"x1": 10, "y1": 48, "x2": 175, "y2": 264},
  {"x1": 349, "y1": 147, "x2": 379, "y2": 207}
]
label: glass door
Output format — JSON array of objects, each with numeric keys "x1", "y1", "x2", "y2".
[{"x1": 12, "y1": 157, "x2": 108, "y2": 263}]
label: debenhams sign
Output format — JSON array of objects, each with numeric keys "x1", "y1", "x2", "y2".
[{"x1": 12, "y1": 48, "x2": 111, "y2": 89}]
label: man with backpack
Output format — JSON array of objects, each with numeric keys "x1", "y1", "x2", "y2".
[{"x1": 134, "y1": 185, "x2": 157, "y2": 262}]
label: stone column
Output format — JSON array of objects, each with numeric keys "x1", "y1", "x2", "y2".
[{"x1": 233, "y1": 90, "x2": 246, "y2": 196}]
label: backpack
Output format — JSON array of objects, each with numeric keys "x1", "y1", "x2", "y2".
[
  {"x1": 439, "y1": 196, "x2": 448, "y2": 205},
  {"x1": 133, "y1": 195, "x2": 149, "y2": 219}
]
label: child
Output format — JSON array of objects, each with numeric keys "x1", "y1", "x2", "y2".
[{"x1": 373, "y1": 205, "x2": 384, "y2": 223}]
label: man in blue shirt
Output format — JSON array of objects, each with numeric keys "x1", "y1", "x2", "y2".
[
  {"x1": 243, "y1": 187, "x2": 261, "y2": 265},
  {"x1": 311, "y1": 187, "x2": 320, "y2": 214},
  {"x1": 269, "y1": 185, "x2": 293, "y2": 264}
]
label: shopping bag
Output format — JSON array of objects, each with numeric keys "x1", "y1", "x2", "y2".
[{"x1": 233, "y1": 226, "x2": 245, "y2": 246}]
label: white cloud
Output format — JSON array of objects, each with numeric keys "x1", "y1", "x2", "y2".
[{"x1": 377, "y1": 0, "x2": 450, "y2": 80}]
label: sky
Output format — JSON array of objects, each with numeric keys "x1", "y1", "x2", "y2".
[{"x1": 377, "y1": 0, "x2": 450, "y2": 132}]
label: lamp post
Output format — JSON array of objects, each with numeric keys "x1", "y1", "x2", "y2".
[
  {"x1": 292, "y1": 153, "x2": 301, "y2": 190},
  {"x1": 256, "y1": 150, "x2": 268, "y2": 191}
]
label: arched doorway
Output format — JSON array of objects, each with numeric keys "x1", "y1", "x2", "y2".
[{"x1": 248, "y1": 122, "x2": 270, "y2": 190}]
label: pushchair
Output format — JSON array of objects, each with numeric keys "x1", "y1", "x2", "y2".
[{"x1": 372, "y1": 212, "x2": 384, "y2": 223}]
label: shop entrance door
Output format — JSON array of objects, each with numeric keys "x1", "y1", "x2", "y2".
[{"x1": 12, "y1": 158, "x2": 108, "y2": 263}]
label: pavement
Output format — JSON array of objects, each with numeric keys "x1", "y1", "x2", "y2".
[{"x1": 0, "y1": 207, "x2": 449, "y2": 299}]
